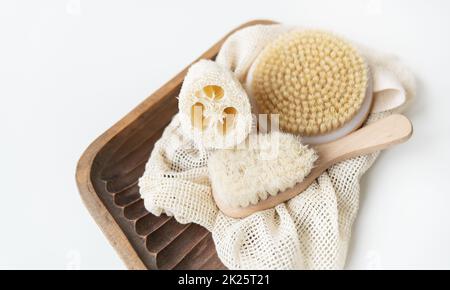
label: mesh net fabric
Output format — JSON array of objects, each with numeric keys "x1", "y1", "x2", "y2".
[
  {"x1": 138, "y1": 115, "x2": 218, "y2": 228},
  {"x1": 138, "y1": 24, "x2": 415, "y2": 269}
]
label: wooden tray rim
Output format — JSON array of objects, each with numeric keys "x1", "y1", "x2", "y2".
[{"x1": 75, "y1": 19, "x2": 277, "y2": 270}]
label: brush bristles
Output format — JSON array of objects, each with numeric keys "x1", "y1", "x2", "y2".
[
  {"x1": 208, "y1": 132, "x2": 318, "y2": 208},
  {"x1": 251, "y1": 30, "x2": 369, "y2": 136}
]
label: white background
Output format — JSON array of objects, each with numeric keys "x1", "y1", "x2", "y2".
[{"x1": 1, "y1": 0, "x2": 449, "y2": 269}]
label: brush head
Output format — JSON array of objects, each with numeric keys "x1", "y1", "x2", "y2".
[
  {"x1": 208, "y1": 132, "x2": 317, "y2": 209},
  {"x1": 246, "y1": 30, "x2": 372, "y2": 144}
]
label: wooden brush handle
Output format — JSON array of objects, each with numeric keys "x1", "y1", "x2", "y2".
[{"x1": 217, "y1": 114, "x2": 413, "y2": 218}]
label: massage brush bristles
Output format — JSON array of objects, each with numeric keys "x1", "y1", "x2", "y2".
[
  {"x1": 211, "y1": 114, "x2": 413, "y2": 218},
  {"x1": 208, "y1": 131, "x2": 318, "y2": 208},
  {"x1": 246, "y1": 29, "x2": 373, "y2": 144},
  {"x1": 179, "y1": 60, "x2": 252, "y2": 149}
]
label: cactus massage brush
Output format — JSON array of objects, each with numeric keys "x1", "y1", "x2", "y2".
[{"x1": 246, "y1": 30, "x2": 373, "y2": 145}]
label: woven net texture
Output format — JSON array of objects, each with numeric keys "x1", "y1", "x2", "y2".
[{"x1": 138, "y1": 24, "x2": 415, "y2": 269}]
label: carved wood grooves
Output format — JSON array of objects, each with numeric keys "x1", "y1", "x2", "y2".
[
  {"x1": 76, "y1": 20, "x2": 277, "y2": 270},
  {"x1": 91, "y1": 92, "x2": 226, "y2": 270}
]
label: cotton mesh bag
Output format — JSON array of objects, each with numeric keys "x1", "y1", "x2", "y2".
[{"x1": 138, "y1": 24, "x2": 416, "y2": 269}]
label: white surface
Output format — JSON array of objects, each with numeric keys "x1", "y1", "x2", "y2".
[{"x1": 0, "y1": 0, "x2": 449, "y2": 269}]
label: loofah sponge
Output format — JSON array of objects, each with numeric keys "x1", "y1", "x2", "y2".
[
  {"x1": 208, "y1": 131, "x2": 318, "y2": 208},
  {"x1": 246, "y1": 30, "x2": 372, "y2": 144},
  {"x1": 179, "y1": 60, "x2": 253, "y2": 149}
]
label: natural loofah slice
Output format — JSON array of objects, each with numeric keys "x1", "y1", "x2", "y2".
[
  {"x1": 208, "y1": 131, "x2": 318, "y2": 208},
  {"x1": 179, "y1": 60, "x2": 252, "y2": 149},
  {"x1": 246, "y1": 30, "x2": 373, "y2": 144}
]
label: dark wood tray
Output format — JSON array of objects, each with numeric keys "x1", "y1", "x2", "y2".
[{"x1": 76, "y1": 20, "x2": 276, "y2": 270}]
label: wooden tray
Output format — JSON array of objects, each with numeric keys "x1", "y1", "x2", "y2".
[{"x1": 76, "y1": 19, "x2": 276, "y2": 270}]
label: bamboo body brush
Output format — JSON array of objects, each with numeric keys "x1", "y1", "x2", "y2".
[{"x1": 210, "y1": 114, "x2": 413, "y2": 218}]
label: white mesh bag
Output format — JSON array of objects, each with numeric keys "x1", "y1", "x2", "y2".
[{"x1": 138, "y1": 24, "x2": 415, "y2": 269}]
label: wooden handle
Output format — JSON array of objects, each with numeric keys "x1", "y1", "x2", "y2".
[
  {"x1": 216, "y1": 114, "x2": 413, "y2": 218},
  {"x1": 314, "y1": 114, "x2": 413, "y2": 164}
]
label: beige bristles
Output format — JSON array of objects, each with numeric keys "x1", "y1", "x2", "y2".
[
  {"x1": 208, "y1": 132, "x2": 318, "y2": 208},
  {"x1": 250, "y1": 30, "x2": 369, "y2": 137}
]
